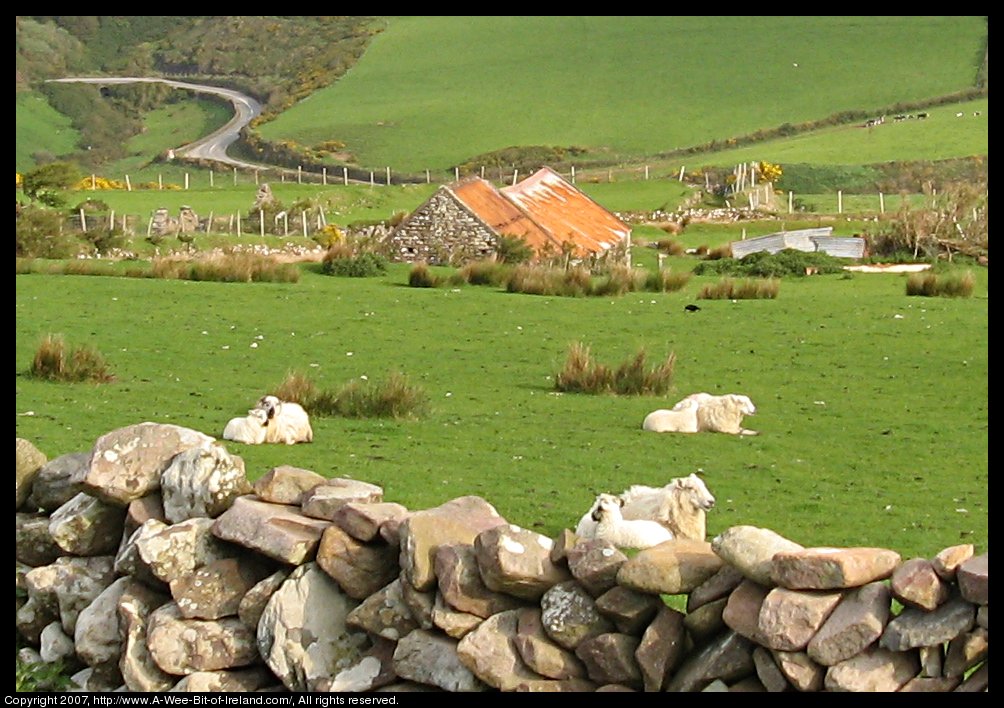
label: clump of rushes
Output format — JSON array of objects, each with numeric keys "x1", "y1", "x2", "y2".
[
  {"x1": 29, "y1": 334, "x2": 114, "y2": 383},
  {"x1": 698, "y1": 277, "x2": 779, "y2": 300},
  {"x1": 906, "y1": 271, "x2": 974, "y2": 298},
  {"x1": 555, "y1": 342, "x2": 675, "y2": 395},
  {"x1": 408, "y1": 261, "x2": 442, "y2": 288},
  {"x1": 273, "y1": 370, "x2": 429, "y2": 419}
]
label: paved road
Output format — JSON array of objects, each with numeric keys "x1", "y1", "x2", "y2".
[{"x1": 48, "y1": 77, "x2": 265, "y2": 170}]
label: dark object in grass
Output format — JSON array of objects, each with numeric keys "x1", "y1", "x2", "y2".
[{"x1": 684, "y1": 304, "x2": 701, "y2": 312}]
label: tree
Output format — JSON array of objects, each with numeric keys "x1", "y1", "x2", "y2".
[{"x1": 21, "y1": 162, "x2": 79, "y2": 208}]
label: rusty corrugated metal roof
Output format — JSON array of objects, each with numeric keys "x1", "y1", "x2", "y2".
[
  {"x1": 502, "y1": 167, "x2": 631, "y2": 257},
  {"x1": 449, "y1": 177, "x2": 561, "y2": 256}
]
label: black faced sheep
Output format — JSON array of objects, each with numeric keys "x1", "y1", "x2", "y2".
[{"x1": 255, "y1": 395, "x2": 313, "y2": 445}]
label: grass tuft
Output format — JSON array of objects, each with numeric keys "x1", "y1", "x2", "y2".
[
  {"x1": 906, "y1": 270, "x2": 975, "y2": 298},
  {"x1": 698, "y1": 277, "x2": 780, "y2": 300},
  {"x1": 555, "y1": 342, "x2": 675, "y2": 395},
  {"x1": 29, "y1": 334, "x2": 114, "y2": 383}
]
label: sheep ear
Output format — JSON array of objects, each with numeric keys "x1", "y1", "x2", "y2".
[{"x1": 617, "y1": 496, "x2": 625, "y2": 507}]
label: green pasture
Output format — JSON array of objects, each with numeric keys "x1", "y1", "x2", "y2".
[
  {"x1": 15, "y1": 257, "x2": 988, "y2": 559},
  {"x1": 683, "y1": 99, "x2": 989, "y2": 169},
  {"x1": 15, "y1": 92, "x2": 79, "y2": 171},
  {"x1": 258, "y1": 16, "x2": 986, "y2": 172}
]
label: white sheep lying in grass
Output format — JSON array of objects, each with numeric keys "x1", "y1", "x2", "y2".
[
  {"x1": 222, "y1": 407, "x2": 270, "y2": 445},
  {"x1": 576, "y1": 473, "x2": 716, "y2": 542},
  {"x1": 642, "y1": 398, "x2": 700, "y2": 433},
  {"x1": 255, "y1": 395, "x2": 313, "y2": 445},
  {"x1": 590, "y1": 493, "x2": 675, "y2": 550},
  {"x1": 670, "y1": 392, "x2": 759, "y2": 436}
]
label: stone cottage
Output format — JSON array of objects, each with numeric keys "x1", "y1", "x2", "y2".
[{"x1": 385, "y1": 167, "x2": 631, "y2": 265}]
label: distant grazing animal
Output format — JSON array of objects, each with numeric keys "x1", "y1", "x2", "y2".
[
  {"x1": 589, "y1": 493, "x2": 675, "y2": 550},
  {"x1": 671, "y1": 392, "x2": 759, "y2": 436},
  {"x1": 575, "y1": 473, "x2": 716, "y2": 542},
  {"x1": 684, "y1": 304, "x2": 701, "y2": 312},
  {"x1": 222, "y1": 407, "x2": 270, "y2": 445},
  {"x1": 642, "y1": 398, "x2": 700, "y2": 433},
  {"x1": 255, "y1": 395, "x2": 313, "y2": 445}
]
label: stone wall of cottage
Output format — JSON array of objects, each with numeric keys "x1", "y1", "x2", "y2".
[
  {"x1": 15, "y1": 430, "x2": 988, "y2": 693},
  {"x1": 384, "y1": 190, "x2": 498, "y2": 266}
]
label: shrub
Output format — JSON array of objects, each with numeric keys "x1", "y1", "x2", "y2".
[
  {"x1": 495, "y1": 235, "x2": 535, "y2": 264},
  {"x1": 555, "y1": 342, "x2": 675, "y2": 395},
  {"x1": 29, "y1": 334, "x2": 114, "y2": 383},
  {"x1": 703, "y1": 245, "x2": 732, "y2": 261},
  {"x1": 698, "y1": 278, "x2": 780, "y2": 300},
  {"x1": 694, "y1": 249, "x2": 843, "y2": 277},
  {"x1": 322, "y1": 251, "x2": 388, "y2": 277},
  {"x1": 408, "y1": 262, "x2": 442, "y2": 288},
  {"x1": 16, "y1": 207, "x2": 78, "y2": 258},
  {"x1": 906, "y1": 271, "x2": 974, "y2": 298},
  {"x1": 506, "y1": 264, "x2": 592, "y2": 297}
]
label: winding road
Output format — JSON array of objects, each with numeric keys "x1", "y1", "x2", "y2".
[{"x1": 48, "y1": 77, "x2": 265, "y2": 170}]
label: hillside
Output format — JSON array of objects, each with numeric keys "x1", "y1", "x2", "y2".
[
  {"x1": 15, "y1": 16, "x2": 988, "y2": 180},
  {"x1": 257, "y1": 16, "x2": 987, "y2": 172}
]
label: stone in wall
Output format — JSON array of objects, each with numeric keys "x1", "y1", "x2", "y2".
[
  {"x1": 16, "y1": 438, "x2": 48, "y2": 510},
  {"x1": 398, "y1": 496, "x2": 507, "y2": 592},
  {"x1": 85, "y1": 423, "x2": 215, "y2": 506},
  {"x1": 456, "y1": 609, "x2": 542, "y2": 690},
  {"x1": 28, "y1": 451, "x2": 91, "y2": 512},
  {"x1": 475, "y1": 524, "x2": 572, "y2": 601},
  {"x1": 160, "y1": 443, "x2": 252, "y2": 523},
  {"x1": 257, "y1": 563, "x2": 370, "y2": 692}
]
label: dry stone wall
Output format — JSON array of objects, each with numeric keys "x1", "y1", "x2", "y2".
[{"x1": 15, "y1": 427, "x2": 988, "y2": 693}]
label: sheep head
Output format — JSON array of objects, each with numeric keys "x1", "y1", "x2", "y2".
[
  {"x1": 676, "y1": 473, "x2": 716, "y2": 511},
  {"x1": 591, "y1": 493, "x2": 624, "y2": 521},
  {"x1": 256, "y1": 395, "x2": 281, "y2": 420},
  {"x1": 729, "y1": 394, "x2": 756, "y2": 415},
  {"x1": 247, "y1": 408, "x2": 270, "y2": 427}
]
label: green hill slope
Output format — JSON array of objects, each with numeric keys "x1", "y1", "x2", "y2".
[{"x1": 258, "y1": 16, "x2": 986, "y2": 172}]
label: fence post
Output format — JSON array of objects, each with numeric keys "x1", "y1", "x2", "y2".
[
  {"x1": 109, "y1": 209, "x2": 115, "y2": 231},
  {"x1": 233, "y1": 167, "x2": 238, "y2": 186},
  {"x1": 147, "y1": 216, "x2": 153, "y2": 237},
  {"x1": 741, "y1": 228, "x2": 746, "y2": 240},
  {"x1": 260, "y1": 212, "x2": 265, "y2": 238},
  {"x1": 322, "y1": 167, "x2": 327, "y2": 186},
  {"x1": 678, "y1": 166, "x2": 685, "y2": 182},
  {"x1": 207, "y1": 211, "x2": 213, "y2": 234},
  {"x1": 838, "y1": 190, "x2": 843, "y2": 214},
  {"x1": 571, "y1": 166, "x2": 576, "y2": 184},
  {"x1": 788, "y1": 191, "x2": 793, "y2": 214},
  {"x1": 237, "y1": 214, "x2": 241, "y2": 238},
  {"x1": 879, "y1": 192, "x2": 885, "y2": 214},
  {"x1": 512, "y1": 169, "x2": 518, "y2": 186},
  {"x1": 158, "y1": 174, "x2": 163, "y2": 190},
  {"x1": 426, "y1": 170, "x2": 431, "y2": 184},
  {"x1": 370, "y1": 172, "x2": 375, "y2": 186},
  {"x1": 645, "y1": 165, "x2": 649, "y2": 180},
  {"x1": 386, "y1": 166, "x2": 391, "y2": 186},
  {"x1": 302, "y1": 211, "x2": 308, "y2": 237},
  {"x1": 80, "y1": 209, "x2": 86, "y2": 232},
  {"x1": 125, "y1": 175, "x2": 131, "y2": 192},
  {"x1": 91, "y1": 174, "x2": 96, "y2": 190},
  {"x1": 210, "y1": 170, "x2": 214, "y2": 188},
  {"x1": 298, "y1": 166, "x2": 302, "y2": 184},
  {"x1": 455, "y1": 167, "x2": 459, "y2": 181},
  {"x1": 480, "y1": 166, "x2": 485, "y2": 179},
  {"x1": 343, "y1": 167, "x2": 348, "y2": 186}
]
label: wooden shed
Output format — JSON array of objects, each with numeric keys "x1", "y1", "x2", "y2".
[{"x1": 385, "y1": 167, "x2": 631, "y2": 265}]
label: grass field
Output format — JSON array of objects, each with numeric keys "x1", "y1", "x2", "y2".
[
  {"x1": 15, "y1": 91, "x2": 79, "y2": 171},
  {"x1": 258, "y1": 16, "x2": 986, "y2": 172},
  {"x1": 15, "y1": 255, "x2": 988, "y2": 560}
]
